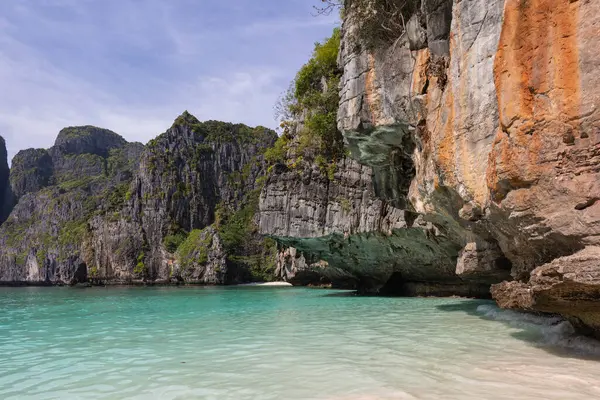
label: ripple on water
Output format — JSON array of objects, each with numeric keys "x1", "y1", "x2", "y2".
[{"x1": 0, "y1": 287, "x2": 600, "y2": 400}]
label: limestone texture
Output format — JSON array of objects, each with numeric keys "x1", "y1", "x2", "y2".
[
  {"x1": 0, "y1": 113, "x2": 278, "y2": 285},
  {"x1": 258, "y1": 0, "x2": 600, "y2": 333},
  {"x1": 0, "y1": 136, "x2": 12, "y2": 223}
]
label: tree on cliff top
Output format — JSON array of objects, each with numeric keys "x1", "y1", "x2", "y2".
[
  {"x1": 313, "y1": 0, "x2": 344, "y2": 16},
  {"x1": 316, "y1": 0, "x2": 421, "y2": 49}
]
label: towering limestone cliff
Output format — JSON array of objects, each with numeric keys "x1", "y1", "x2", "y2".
[
  {"x1": 88, "y1": 112, "x2": 278, "y2": 284},
  {"x1": 0, "y1": 114, "x2": 277, "y2": 285},
  {"x1": 259, "y1": 0, "x2": 600, "y2": 334}
]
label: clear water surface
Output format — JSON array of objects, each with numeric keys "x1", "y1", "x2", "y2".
[{"x1": 1, "y1": 286, "x2": 599, "y2": 400}]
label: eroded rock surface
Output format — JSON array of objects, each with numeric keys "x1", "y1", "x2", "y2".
[
  {"x1": 0, "y1": 0, "x2": 598, "y2": 335},
  {"x1": 0, "y1": 136, "x2": 12, "y2": 223},
  {"x1": 339, "y1": 0, "x2": 599, "y2": 326},
  {"x1": 259, "y1": 151, "x2": 498, "y2": 293},
  {"x1": 260, "y1": 0, "x2": 600, "y2": 331},
  {"x1": 492, "y1": 247, "x2": 600, "y2": 337},
  {"x1": 0, "y1": 128, "x2": 144, "y2": 285},
  {"x1": 0, "y1": 113, "x2": 278, "y2": 285},
  {"x1": 260, "y1": 0, "x2": 510, "y2": 294}
]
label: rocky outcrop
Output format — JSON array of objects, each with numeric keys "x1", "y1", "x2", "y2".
[
  {"x1": 85, "y1": 113, "x2": 277, "y2": 284},
  {"x1": 259, "y1": 155, "x2": 494, "y2": 293},
  {"x1": 0, "y1": 0, "x2": 598, "y2": 335},
  {"x1": 52, "y1": 126, "x2": 127, "y2": 159},
  {"x1": 0, "y1": 113, "x2": 279, "y2": 285},
  {"x1": 127, "y1": 114, "x2": 276, "y2": 280},
  {"x1": 335, "y1": 0, "x2": 599, "y2": 328},
  {"x1": 0, "y1": 128, "x2": 143, "y2": 285},
  {"x1": 0, "y1": 136, "x2": 12, "y2": 223},
  {"x1": 259, "y1": 0, "x2": 510, "y2": 294},
  {"x1": 491, "y1": 247, "x2": 600, "y2": 339},
  {"x1": 9, "y1": 148, "x2": 53, "y2": 199},
  {"x1": 170, "y1": 226, "x2": 228, "y2": 284},
  {"x1": 259, "y1": 0, "x2": 600, "y2": 331}
]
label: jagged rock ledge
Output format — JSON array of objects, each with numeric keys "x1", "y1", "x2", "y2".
[{"x1": 259, "y1": 156, "x2": 508, "y2": 296}]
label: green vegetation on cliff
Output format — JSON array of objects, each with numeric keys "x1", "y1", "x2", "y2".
[
  {"x1": 171, "y1": 189, "x2": 277, "y2": 282},
  {"x1": 1, "y1": 112, "x2": 278, "y2": 285},
  {"x1": 141, "y1": 111, "x2": 278, "y2": 283},
  {"x1": 273, "y1": 28, "x2": 344, "y2": 176},
  {"x1": 0, "y1": 132, "x2": 143, "y2": 281},
  {"x1": 163, "y1": 232, "x2": 188, "y2": 253},
  {"x1": 172, "y1": 111, "x2": 271, "y2": 145},
  {"x1": 176, "y1": 228, "x2": 212, "y2": 269},
  {"x1": 215, "y1": 189, "x2": 277, "y2": 282}
]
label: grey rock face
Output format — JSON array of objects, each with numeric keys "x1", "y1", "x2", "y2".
[
  {"x1": 259, "y1": 155, "x2": 500, "y2": 293},
  {"x1": 171, "y1": 226, "x2": 228, "y2": 284},
  {"x1": 422, "y1": 0, "x2": 453, "y2": 56},
  {"x1": 258, "y1": 0, "x2": 510, "y2": 294},
  {"x1": 0, "y1": 136, "x2": 12, "y2": 223},
  {"x1": 260, "y1": 158, "x2": 405, "y2": 238},
  {"x1": 0, "y1": 113, "x2": 277, "y2": 285},
  {"x1": 406, "y1": 14, "x2": 428, "y2": 51},
  {"x1": 115, "y1": 114, "x2": 277, "y2": 282},
  {"x1": 52, "y1": 126, "x2": 127, "y2": 158},
  {"x1": 10, "y1": 148, "x2": 53, "y2": 199},
  {"x1": 0, "y1": 128, "x2": 143, "y2": 284}
]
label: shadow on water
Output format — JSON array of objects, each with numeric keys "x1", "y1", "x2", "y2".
[
  {"x1": 436, "y1": 300, "x2": 491, "y2": 314},
  {"x1": 319, "y1": 290, "x2": 358, "y2": 298},
  {"x1": 437, "y1": 301, "x2": 600, "y2": 361}
]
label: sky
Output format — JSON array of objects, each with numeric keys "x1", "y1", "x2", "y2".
[{"x1": 0, "y1": 0, "x2": 340, "y2": 163}]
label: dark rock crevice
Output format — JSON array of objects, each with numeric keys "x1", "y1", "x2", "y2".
[{"x1": 0, "y1": 136, "x2": 12, "y2": 223}]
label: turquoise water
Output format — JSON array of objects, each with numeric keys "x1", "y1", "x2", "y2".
[{"x1": 1, "y1": 287, "x2": 600, "y2": 400}]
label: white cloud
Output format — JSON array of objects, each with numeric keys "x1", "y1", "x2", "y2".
[{"x1": 189, "y1": 68, "x2": 285, "y2": 125}]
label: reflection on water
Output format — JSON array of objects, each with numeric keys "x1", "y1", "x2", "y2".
[{"x1": 0, "y1": 286, "x2": 599, "y2": 400}]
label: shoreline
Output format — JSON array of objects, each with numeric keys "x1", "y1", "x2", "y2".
[
  {"x1": 0, "y1": 280, "x2": 296, "y2": 288},
  {"x1": 234, "y1": 282, "x2": 293, "y2": 287}
]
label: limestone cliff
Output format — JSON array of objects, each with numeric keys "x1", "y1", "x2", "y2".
[
  {"x1": 259, "y1": 0, "x2": 600, "y2": 333},
  {"x1": 341, "y1": 0, "x2": 600, "y2": 331},
  {"x1": 87, "y1": 112, "x2": 278, "y2": 284},
  {"x1": 0, "y1": 113, "x2": 278, "y2": 285},
  {"x1": 259, "y1": 153, "x2": 496, "y2": 295},
  {"x1": 0, "y1": 136, "x2": 12, "y2": 223},
  {"x1": 0, "y1": 0, "x2": 598, "y2": 336},
  {"x1": 0, "y1": 127, "x2": 144, "y2": 284}
]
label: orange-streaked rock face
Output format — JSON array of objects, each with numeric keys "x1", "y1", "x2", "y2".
[
  {"x1": 488, "y1": 0, "x2": 600, "y2": 330},
  {"x1": 489, "y1": 0, "x2": 583, "y2": 202},
  {"x1": 485, "y1": 0, "x2": 600, "y2": 271},
  {"x1": 337, "y1": 0, "x2": 600, "y2": 332}
]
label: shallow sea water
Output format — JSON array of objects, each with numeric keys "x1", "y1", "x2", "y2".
[{"x1": 1, "y1": 286, "x2": 599, "y2": 400}]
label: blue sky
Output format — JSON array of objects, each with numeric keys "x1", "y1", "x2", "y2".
[{"x1": 0, "y1": 0, "x2": 339, "y2": 162}]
